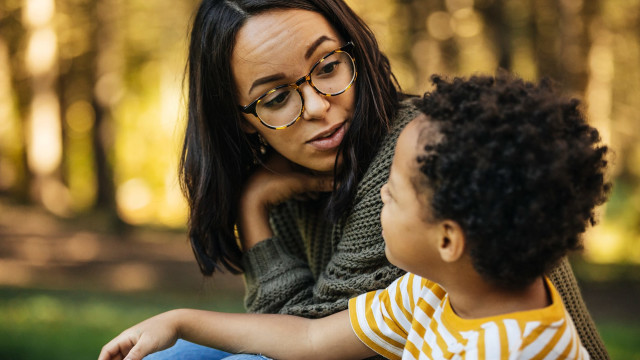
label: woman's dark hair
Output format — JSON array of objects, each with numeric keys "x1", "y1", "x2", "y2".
[
  {"x1": 180, "y1": 0, "x2": 402, "y2": 275},
  {"x1": 413, "y1": 73, "x2": 611, "y2": 289}
]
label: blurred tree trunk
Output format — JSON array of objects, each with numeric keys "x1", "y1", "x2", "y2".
[
  {"x1": 90, "y1": 0, "x2": 124, "y2": 229},
  {"x1": 394, "y1": 0, "x2": 429, "y2": 91},
  {"x1": 529, "y1": 0, "x2": 563, "y2": 81},
  {"x1": 557, "y1": 0, "x2": 596, "y2": 93},
  {"x1": 584, "y1": 0, "x2": 613, "y2": 151},
  {"x1": 0, "y1": 6, "x2": 30, "y2": 201},
  {"x1": 482, "y1": 0, "x2": 512, "y2": 70}
]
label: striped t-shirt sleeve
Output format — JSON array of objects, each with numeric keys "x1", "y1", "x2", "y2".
[{"x1": 348, "y1": 273, "x2": 426, "y2": 360}]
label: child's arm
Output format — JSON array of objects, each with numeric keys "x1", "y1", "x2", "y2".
[{"x1": 98, "y1": 309, "x2": 375, "y2": 360}]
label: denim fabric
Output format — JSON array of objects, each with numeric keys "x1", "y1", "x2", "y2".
[{"x1": 143, "y1": 339, "x2": 269, "y2": 359}]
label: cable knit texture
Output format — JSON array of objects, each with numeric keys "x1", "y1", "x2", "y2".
[
  {"x1": 241, "y1": 100, "x2": 609, "y2": 360},
  {"x1": 550, "y1": 257, "x2": 610, "y2": 359}
]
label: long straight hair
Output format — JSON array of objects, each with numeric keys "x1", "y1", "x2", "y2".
[{"x1": 181, "y1": 0, "x2": 402, "y2": 275}]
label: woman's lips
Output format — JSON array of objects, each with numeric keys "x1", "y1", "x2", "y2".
[{"x1": 307, "y1": 123, "x2": 346, "y2": 151}]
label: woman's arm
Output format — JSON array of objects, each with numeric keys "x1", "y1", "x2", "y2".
[
  {"x1": 239, "y1": 153, "x2": 335, "y2": 314},
  {"x1": 98, "y1": 309, "x2": 375, "y2": 360}
]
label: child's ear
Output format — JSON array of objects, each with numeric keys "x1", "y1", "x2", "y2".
[{"x1": 438, "y1": 220, "x2": 465, "y2": 262}]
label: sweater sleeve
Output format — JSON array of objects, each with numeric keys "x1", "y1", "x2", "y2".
[
  {"x1": 242, "y1": 201, "x2": 316, "y2": 314},
  {"x1": 548, "y1": 257, "x2": 610, "y2": 359}
]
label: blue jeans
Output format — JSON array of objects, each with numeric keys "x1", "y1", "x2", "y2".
[{"x1": 143, "y1": 339, "x2": 271, "y2": 360}]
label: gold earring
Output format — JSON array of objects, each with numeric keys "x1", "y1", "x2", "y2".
[{"x1": 258, "y1": 134, "x2": 268, "y2": 155}]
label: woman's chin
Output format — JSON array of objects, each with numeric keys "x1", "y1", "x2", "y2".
[{"x1": 306, "y1": 153, "x2": 343, "y2": 176}]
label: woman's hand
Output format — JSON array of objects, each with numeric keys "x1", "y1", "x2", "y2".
[
  {"x1": 98, "y1": 310, "x2": 181, "y2": 360},
  {"x1": 238, "y1": 152, "x2": 334, "y2": 250}
]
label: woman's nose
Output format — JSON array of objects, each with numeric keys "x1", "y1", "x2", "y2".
[{"x1": 300, "y1": 84, "x2": 329, "y2": 121}]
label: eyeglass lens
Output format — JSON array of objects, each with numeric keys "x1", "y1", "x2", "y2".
[{"x1": 256, "y1": 51, "x2": 355, "y2": 128}]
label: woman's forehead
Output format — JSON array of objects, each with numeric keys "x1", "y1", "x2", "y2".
[
  {"x1": 231, "y1": 9, "x2": 342, "y2": 99},
  {"x1": 234, "y1": 9, "x2": 339, "y2": 54}
]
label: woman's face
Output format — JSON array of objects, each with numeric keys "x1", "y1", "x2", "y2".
[{"x1": 231, "y1": 9, "x2": 356, "y2": 174}]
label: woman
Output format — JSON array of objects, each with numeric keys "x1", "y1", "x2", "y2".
[{"x1": 147, "y1": 0, "x2": 609, "y2": 358}]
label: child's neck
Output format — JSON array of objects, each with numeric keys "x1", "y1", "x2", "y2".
[{"x1": 445, "y1": 274, "x2": 550, "y2": 319}]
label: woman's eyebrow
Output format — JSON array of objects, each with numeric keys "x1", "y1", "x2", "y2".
[
  {"x1": 304, "y1": 35, "x2": 334, "y2": 59},
  {"x1": 249, "y1": 73, "x2": 286, "y2": 96}
]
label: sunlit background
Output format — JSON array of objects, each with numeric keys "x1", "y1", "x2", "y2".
[
  {"x1": 2, "y1": 0, "x2": 640, "y2": 264},
  {"x1": 1, "y1": 0, "x2": 639, "y2": 359}
]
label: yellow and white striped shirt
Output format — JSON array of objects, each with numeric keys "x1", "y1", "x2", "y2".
[{"x1": 348, "y1": 273, "x2": 589, "y2": 360}]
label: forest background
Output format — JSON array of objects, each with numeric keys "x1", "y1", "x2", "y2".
[{"x1": 0, "y1": 0, "x2": 639, "y2": 359}]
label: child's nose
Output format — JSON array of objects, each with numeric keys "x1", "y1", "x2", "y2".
[{"x1": 380, "y1": 183, "x2": 388, "y2": 202}]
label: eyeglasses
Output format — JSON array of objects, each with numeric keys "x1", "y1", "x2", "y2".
[{"x1": 239, "y1": 42, "x2": 357, "y2": 130}]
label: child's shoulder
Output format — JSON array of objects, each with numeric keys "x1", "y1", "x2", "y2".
[{"x1": 392, "y1": 272, "x2": 447, "y2": 303}]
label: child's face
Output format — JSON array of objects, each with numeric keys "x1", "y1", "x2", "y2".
[{"x1": 380, "y1": 116, "x2": 443, "y2": 278}]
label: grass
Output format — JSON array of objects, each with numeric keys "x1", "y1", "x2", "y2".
[
  {"x1": 0, "y1": 287, "x2": 245, "y2": 360},
  {"x1": 597, "y1": 321, "x2": 640, "y2": 360},
  {"x1": 1, "y1": 286, "x2": 639, "y2": 360}
]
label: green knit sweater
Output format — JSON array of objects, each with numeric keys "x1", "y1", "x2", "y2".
[{"x1": 241, "y1": 100, "x2": 609, "y2": 359}]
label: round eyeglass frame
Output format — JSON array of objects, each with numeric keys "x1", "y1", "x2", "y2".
[{"x1": 238, "y1": 42, "x2": 357, "y2": 130}]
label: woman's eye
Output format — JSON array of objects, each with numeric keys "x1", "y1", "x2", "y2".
[
  {"x1": 263, "y1": 91, "x2": 290, "y2": 108},
  {"x1": 318, "y1": 61, "x2": 339, "y2": 75}
]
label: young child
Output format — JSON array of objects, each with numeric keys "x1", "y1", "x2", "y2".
[{"x1": 99, "y1": 73, "x2": 609, "y2": 360}]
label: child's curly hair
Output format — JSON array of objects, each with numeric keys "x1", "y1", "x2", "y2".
[{"x1": 413, "y1": 72, "x2": 611, "y2": 289}]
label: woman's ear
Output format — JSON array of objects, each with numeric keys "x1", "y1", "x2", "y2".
[
  {"x1": 239, "y1": 118, "x2": 258, "y2": 134},
  {"x1": 438, "y1": 220, "x2": 465, "y2": 263}
]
